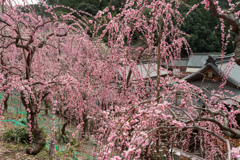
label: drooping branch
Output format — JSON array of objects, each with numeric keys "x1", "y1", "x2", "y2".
[
  {"x1": 38, "y1": 32, "x2": 68, "y2": 48},
  {"x1": 194, "y1": 117, "x2": 240, "y2": 139},
  {"x1": 208, "y1": 0, "x2": 239, "y2": 34},
  {"x1": 183, "y1": 126, "x2": 229, "y2": 144}
]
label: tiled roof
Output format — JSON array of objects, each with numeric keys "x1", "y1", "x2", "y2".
[
  {"x1": 161, "y1": 58, "x2": 189, "y2": 67},
  {"x1": 184, "y1": 53, "x2": 240, "y2": 88},
  {"x1": 187, "y1": 52, "x2": 221, "y2": 68},
  {"x1": 187, "y1": 55, "x2": 209, "y2": 67},
  {"x1": 119, "y1": 63, "x2": 168, "y2": 80}
]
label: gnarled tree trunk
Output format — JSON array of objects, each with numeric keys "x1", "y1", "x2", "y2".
[
  {"x1": 21, "y1": 93, "x2": 46, "y2": 155},
  {"x1": 235, "y1": 33, "x2": 240, "y2": 65},
  {"x1": 26, "y1": 114, "x2": 46, "y2": 155},
  {"x1": 2, "y1": 75, "x2": 9, "y2": 113},
  {"x1": 61, "y1": 118, "x2": 70, "y2": 135},
  {"x1": 3, "y1": 93, "x2": 9, "y2": 113}
]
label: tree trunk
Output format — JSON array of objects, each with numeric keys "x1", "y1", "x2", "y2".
[
  {"x1": 61, "y1": 119, "x2": 70, "y2": 135},
  {"x1": 3, "y1": 93, "x2": 9, "y2": 113},
  {"x1": 21, "y1": 93, "x2": 46, "y2": 155},
  {"x1": 48, "y1": 139, "x2": 54, "y2": 160},
  {"x1": 2, "y1": 75, "x2": 9, "y2": 113},
  {"x1": 235, "y1": 33, "x2": 240, "y2": 65},
  {"x1": 44, "y1": 99, "x2": 49, "y2": 115},
  {"x1": 26, "y1": 110, "x2": 46, "y2": 155},
  {"x1": 83, "y1": 112, "x2": 89, "y2": 139}
]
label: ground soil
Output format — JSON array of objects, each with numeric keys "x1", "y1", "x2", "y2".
[{"x1": 0, "y1": 111, "x2": 95, "y2": 160}]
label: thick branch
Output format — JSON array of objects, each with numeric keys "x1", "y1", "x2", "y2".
[
  {"x1": 195, "y1": 117, "x2": 240, "y2": 138},
  {"x1": 208, "y1": 0, "x2": 239, "y2": 34},
  {"x1": 38, "y1": 32, "x2": 68, "y2": 48}
]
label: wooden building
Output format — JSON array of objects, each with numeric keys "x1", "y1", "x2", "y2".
[{"x1": 184, "y1": 53, "x2": 240, "y2": 89}]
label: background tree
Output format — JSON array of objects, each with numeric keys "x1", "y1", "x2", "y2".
[
  {"x1": 180, "y1": 0, "x2": 237, "y2": 55},
  {"x1": 0, "y1": 0, "x2": 120, "y2": 155},
  {"x1": 0, "y1": 1, "x2": 99, "y2": 154}
]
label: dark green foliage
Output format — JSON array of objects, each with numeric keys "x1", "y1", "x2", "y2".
[
  {"x1": 110, "y1": 0, "x2": 124, "y2": 11},
  {"x1": 180, "y1": 0, "x2": 236, "y2": 55},
  {"x1": 18, "y1": 4, "x2": 51, "y2": 17},
  {"x1": 3, "y1": 126, "x2": 33, "y2": 144},
  {"x1": 44, "y1": 0, "x2": 124, "y2": 14},
  {"x1": 77, "y1": 2, "x2": 99, "y2": 15},
  {"x1": 217, "y1": 0, "x2": 239, "y2": 9}
]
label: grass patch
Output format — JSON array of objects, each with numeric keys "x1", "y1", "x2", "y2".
[{"x1": 3, "y1": 126, "x2": 32, "y2": 144}]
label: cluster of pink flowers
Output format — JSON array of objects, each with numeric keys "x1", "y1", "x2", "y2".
[
  {"x1": 170, "y1": 120, "x2": 186, "y2": 129},
  {"x1": 0, "y1": 0, "x2": 239, "y2": 159},
  {"x1": 232, "y1": 148, "x2": 240, "y2": 158}
]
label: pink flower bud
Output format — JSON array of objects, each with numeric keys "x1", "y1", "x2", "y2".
[
  {"x1": 111, "y1": 6, "x2": 115, "y2": 11},
  {"x1": 108, "y1": 12, "x2": 112, "y2": 19}
]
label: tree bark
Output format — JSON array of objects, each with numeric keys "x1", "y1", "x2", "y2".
[
  {"x1": 21, "y1": 93, "x2": 46, "y2": 155},
  {"x1": 2, "y1": 75, "x2": 9, "y2": 113},
  {"x1": 3, "y1": 93, "x2": 9, "y2": 113},
  {"x1": 25, "y1": 110, "x2": 46, "y2": 155},
  {"x1": 235, "y1": 33, "x2": 240, "y2": 65},
  {"x1": 44, "y1": 99, "x2": 49, "y2": 115},
  {"x1": 48, "y1": 139, "x2": 54, "y2": 160},
  {"x1": 61, "y1": 119, "x2": 70, "y2": 135},
  {"x1": 83, "y1": 112, "x2": 89, "y2": 139}
]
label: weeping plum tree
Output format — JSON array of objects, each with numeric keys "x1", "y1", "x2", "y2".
[
  {"x1": 0, "y1": 0, "x2": 116, "y2": 155},
  {"x1": 91, "y1": 0, "x2": 240, "y2": 159},
  {"x1": 0, "y1": 2, "x2": 70, "y2": 154},
  {"x1": 1, "y1": 0, "x2": 240, "y2": 159}
]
